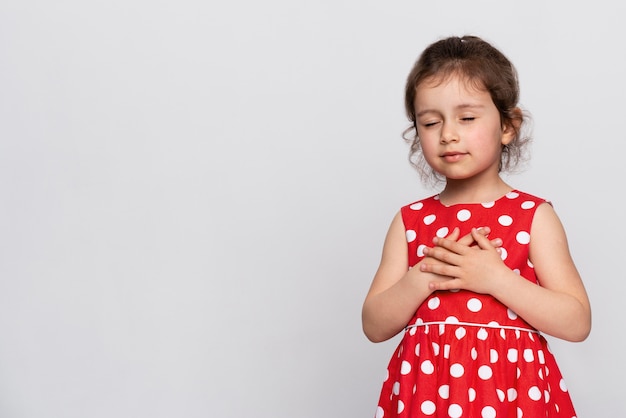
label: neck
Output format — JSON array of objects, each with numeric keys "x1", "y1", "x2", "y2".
[{"x1": 438, "y1": 177, "x2": 513, "y2": 206}]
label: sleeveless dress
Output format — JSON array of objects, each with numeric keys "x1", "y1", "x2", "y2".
[{"x1": 374, "y1": 190, "x2": 577, "y2": 418}]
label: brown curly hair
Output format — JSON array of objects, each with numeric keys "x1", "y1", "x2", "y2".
[{"x1": 403, "y1": 35, "x2": 531, "y2": 185}]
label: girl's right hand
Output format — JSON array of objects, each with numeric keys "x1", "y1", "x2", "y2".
[{"x1": 419, "y1": 226, "x2": 502, "y2": 288}]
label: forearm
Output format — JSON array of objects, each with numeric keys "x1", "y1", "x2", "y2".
[
  {"x1": 362, "y1": 270, "x2": 433, "y2": 343},
  {"x1": 492, "y1": 271, "x2": 591, "y2": 342}
]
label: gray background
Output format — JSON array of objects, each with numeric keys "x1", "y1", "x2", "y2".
[{"x1": 0, "y1": 1, "x2": 623, "y2": 417}]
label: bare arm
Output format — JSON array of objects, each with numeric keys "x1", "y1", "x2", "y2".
[
  {"x1": 361, "y1": 212, "x2": 433, "y2": 343},
  {"x1": 362, "y1": 212, "x2": 500, "y2": 343},
  {"x1": 422, "y1": 203, "x2": 591, "y2": 342}
]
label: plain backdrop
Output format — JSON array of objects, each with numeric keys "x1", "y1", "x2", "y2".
[{"x1": 0, "y1": 1, "x2": 624, "y2": 417}]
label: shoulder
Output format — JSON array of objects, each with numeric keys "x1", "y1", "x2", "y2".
[
  {"x1": 508, "y1": 190, "x2": 548, "y2": 205},
  {"x1": 400, "y1": 194, "x2": 439, "y2": 213}
]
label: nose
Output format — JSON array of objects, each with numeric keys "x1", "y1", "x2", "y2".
[{"x1": 440, "y1": 121, "x2": 459, "y2": 144}]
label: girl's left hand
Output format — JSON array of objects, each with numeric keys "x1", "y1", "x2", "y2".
[{"x1": 420, "y1": 227, "x2": 510, "y2": 294}]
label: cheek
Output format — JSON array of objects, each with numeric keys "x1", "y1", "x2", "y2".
[{"x1": 419, "y1": 133, "x2": 438, "y2": 153}]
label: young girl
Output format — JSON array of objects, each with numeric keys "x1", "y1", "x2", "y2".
[{"x1": 362, "y1": 36, "x2": 591, "y2": 418}]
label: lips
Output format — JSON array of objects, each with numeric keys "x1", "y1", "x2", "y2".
[{"x1": 441, "y1": 151, "x2": 466, "y2": 162}]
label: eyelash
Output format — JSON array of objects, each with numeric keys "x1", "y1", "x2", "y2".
[{"x1": 421, "y1": 117, "x2": 475, "y2": 128}]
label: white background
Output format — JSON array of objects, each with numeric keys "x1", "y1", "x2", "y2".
[{"x1": 0, "y1": 1, "x2": 623, "y2": 417}]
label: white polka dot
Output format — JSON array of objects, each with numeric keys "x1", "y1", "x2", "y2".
[
  {"x1": 445, "y1": 316, "x2": 460, "y2": 324},
  {"x1": 498, "y1": 215, "x2": 513, "y2": 226},
  {"x1": 507, "y1": 348, "x2": 518, "y2": 362},
  {"x1": 406, "y1": 230, "x2": 417, "y2": 242},
  {"x1": 499, "y1": 247, "x2": 508, "y2": 260},
  {"x1": 415, "y1": 343, "x2": 420, "y2": 356},
  {"x1": 538, "y1": 350, "x2": 545, "y2": 364},
  {"x1": 478, "y1": 365, "x2": 493, "y2": 380},
  {"x1": 457, "y1": 209, "x2": 471, "y2": 222},
  {"x1": 516, "y1": 231, "x2": 531, "y2": 245},
  {"x1": 421, "y1": 400, "x2": 436, "y2": 415},
  {"x1": 392, "y1": 381, "x2": 400, "y2": 395},
  {"x1": 508, "y1": 388, "x2": 518, "y2": 401},
  {"x1": 500, "y1": 328, "x2": 506, "y2": 340},
  {"x1": 528, "y1": 386, "x2": 542, "y2": 401},
  {"x1": 523, "y1": 349, "x2": 535, "y2": 362},
  {"x1": 436, "y1": 227, "x2": 449, "y2": 237},
  {"x1": 455, "y1": 327, "x2": 466, "y2": 339},
  {"x1": 521, "y1": 200, "x2": 535, "y2": 209},
  {"x1": 424, "y1": 214, "x2": 436, "y2": 225},
  {"x1": 538, "y1": 368, "x2": 544, "y2": 380},
  {"x1": 496, "y1": 389, "x2": 505, "y2": 402},
  {"x1": 482, "y1": 201, "x2": 495, "y2": 208},
  {"x1": 417, "y1": 244, "x2": 427, "y2": 257},
  {"x1": 467, "y1": 298, "x2": 482, "y2": 312},
  {"x1": 544, "y1": 390, "x2": 550, "y2": 403},
  {"x1": 482, "y1": 406, "x2": 496, "y2": 418},
  {"x1": 506, "y1": 191, "x2": 520, "y2": 199},
  {"x1": 490, "y1": 349, "x2": 499, "y2": 363},
  {"x1": 375, "y1": 406, "x2": 384, "y2": 418},
  {"x1": 421, "y1": 360, "x2": 435, "y2": 374},
  {"x1": 448, "y1": 404, "x2": 463, "y2": 418},
  {"x1": 384, "y1": 368, "x2": 389, "y2": 382},
  {"x1": 450, "y1": 363, "x2": 464, "y2": 378},
  {"x1": 439, "y1": 323, "x2": 445, "y2": 335},
  {"x1": 438, "y1": 384, "x2": 450, "y2": 399},
  {"x1": 468, "y1": 388, "x2": 476, "y2": 402},
  {"x1": 428, "y1": 297, "x2": 440, "y2": 310},
  {"x1": 410, "y1": 202, "x2": 424, "y2": 210},
  {"x1": 517, "y1": 406, "x2": 523, "y2": 418},
  {"x1": 397, "y1": 400, "x2": 405, "y2": 414},
  {"x1": 400, "y1": 360, "x2": 412, "y2": 375},
  {"x1": 443, "y1": 344, "x2": 451, "y2": 358},
  {"x1": 559, "y1": 378, "x2": 568, "y2": 392},
  {"x1": 477, "y1": 328, "x2": 489, "y2": 340},
  {"x1": 507, "y1": 309, "x2": 518, "y2": 320},
  {"x1": 471, "y1": 347, "x2": 478, "y2": 360}
]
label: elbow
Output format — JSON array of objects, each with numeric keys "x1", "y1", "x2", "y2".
[
  {"x1": 363, "y1": 326, "x2": 389, "y2": 343},
  {"x1": 362, "y1": 311, "x2": 394, "y2": 343},
  {"x1": 563, "y1": 312, "x2": 592, "y2": 343}
]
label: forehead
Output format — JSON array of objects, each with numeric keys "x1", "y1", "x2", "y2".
[{"x1": 414, "y1": 74, "x2": 492, "y2": 108}]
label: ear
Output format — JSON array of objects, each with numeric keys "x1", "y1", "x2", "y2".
[{"x1": 501, "y1": 107, "x2": 523, "y2": 145}]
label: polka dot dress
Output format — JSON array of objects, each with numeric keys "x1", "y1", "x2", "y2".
[{"x1": 374, "y1": 191, "x2": 577, "y2": 418}]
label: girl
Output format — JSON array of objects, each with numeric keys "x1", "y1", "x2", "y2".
[{"x1": 362, "y1": 36, "x2": 591, "y2": 418}]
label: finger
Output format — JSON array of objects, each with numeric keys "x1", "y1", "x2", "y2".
[
  {"x1": 489, "y1": 237, "x2": 503, "y2": 248},
  {"x1": 447, "y1": 227, "x2": 461, "y2": 241},
  {"x1": 470, "y1": 228, "x2": 498, "y2": 250},
  {"x1": 432, "y1": 235, "x2": 470, "y2": 256},
  {"x1": 456, "y1": 226, "x2": 490, "y2": 246},
  {"x1": 420, "y1": 259, "x2": 461, "y2": 276},
  {"x1": 429, "y1": 278, "x2": 462, "y2": 291}
]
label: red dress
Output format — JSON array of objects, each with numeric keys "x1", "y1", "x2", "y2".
[{"x1": 374, "y1": 191, "x2": 577, "y2": 418}]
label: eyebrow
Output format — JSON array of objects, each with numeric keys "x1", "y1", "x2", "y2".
[{"x1": 416, "y1": 103, "x2": 486, "y2": 117}]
